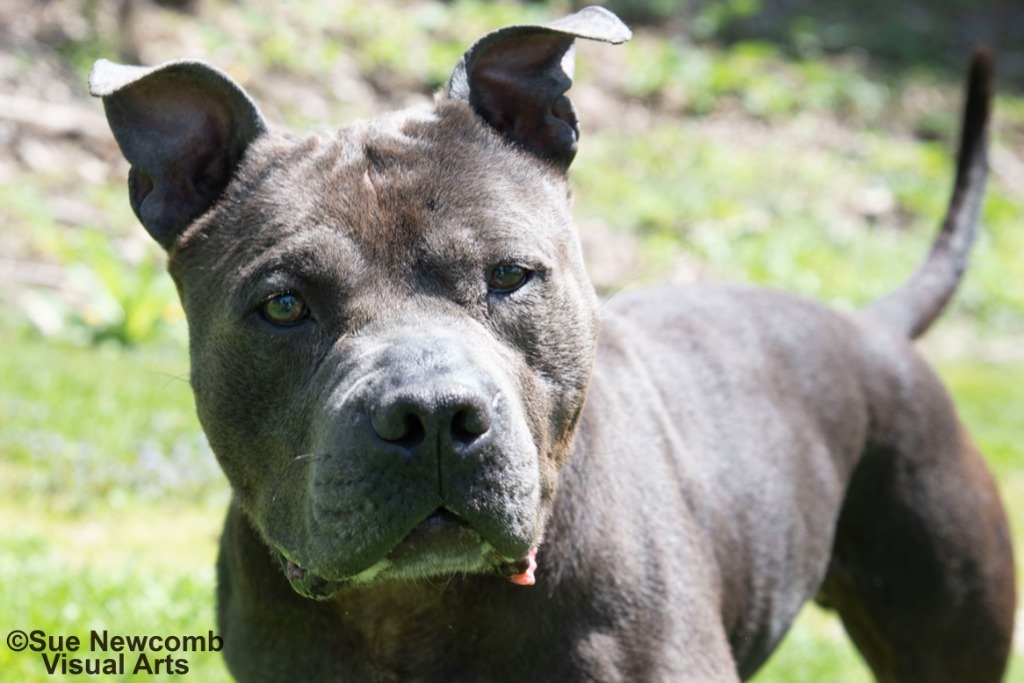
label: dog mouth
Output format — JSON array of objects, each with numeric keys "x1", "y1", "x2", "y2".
[{"x1": 275, "y1": 509, "x2": 538, "y2": 599}]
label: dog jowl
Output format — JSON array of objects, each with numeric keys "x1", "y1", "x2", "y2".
[{"x1": 92, "y1": 7, "x2": 1015, "y2": 683}]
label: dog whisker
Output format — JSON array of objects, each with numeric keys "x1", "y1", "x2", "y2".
[
  {"x1": 148, "y1": 371, "x2": 192, "y2": 390},
  {"x1": 597, "y1": 276, "x2": 644, "y2": 310},
  {"x1": 294, "y1": 452, "x2": 328, "y2": 462}
]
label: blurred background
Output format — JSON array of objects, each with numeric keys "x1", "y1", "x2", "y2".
[{"x1": 1, "y1": 0, "x2": 1022, "y2": 680}]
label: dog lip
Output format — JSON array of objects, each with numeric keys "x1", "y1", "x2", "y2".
[
  {"x1": 387, "y1": 507, "x2": 481, "y2": 556},
  {"x1": 414, "y1": 508, "x2": 471, "y2": 534},
  {"x1": 275, "y1": 508, "x2": 534, "y2": 594},
  {"x1": 285, "y1": 559, "x2": 306, "y2": 581},
  {"x1": 272, "y1": 510, "x2": 475, "y2": 589},
  {"x1": 275, "y1": 551, "x2": 338, "y2": 600}
]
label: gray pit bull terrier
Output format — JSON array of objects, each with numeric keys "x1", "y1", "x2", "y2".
[{"x1": 89, "y1": 7, "x2": 1016, "y2": 682}]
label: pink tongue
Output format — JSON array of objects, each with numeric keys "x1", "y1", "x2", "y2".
[{"x1": 508, "y1": 548, "x2": 538, "y2": 586}]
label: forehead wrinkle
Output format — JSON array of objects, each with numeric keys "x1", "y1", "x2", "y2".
[
  {"x1": 353, "y1": 135, "x2": 444, "y2": 263},
  {"x1": 235, "y1": 223, "x2": 357, "y2": 286}
]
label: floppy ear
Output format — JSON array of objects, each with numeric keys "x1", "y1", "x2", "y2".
[
  {"x1": 446, "y1": 6, "x2": 630, "y2": 169},
  {"x1": 89, "y1": 59, "x2": 268, "y2": 249}
]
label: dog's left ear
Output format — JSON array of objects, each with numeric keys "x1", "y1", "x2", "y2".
[{"x1": 447, "y1": 6, "x2": 630, "y2": 169}]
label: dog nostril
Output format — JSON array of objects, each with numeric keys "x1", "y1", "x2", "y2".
[
  {"x1": 451, "y1": 405, "x2": 490, "y2": 444},
  {"x1": 371, "y1": 409, "x2": 427, "y2": 448},
  {"x1": 396, "y1": 415, "x2": 427, "y2": 448}
]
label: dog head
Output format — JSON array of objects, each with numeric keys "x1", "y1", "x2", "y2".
[{"x1": 91, "y1": 7, "x2": 630, "y2": 598}]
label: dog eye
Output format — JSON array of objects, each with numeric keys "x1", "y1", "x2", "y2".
[
  {"x1": 260, "y1": 293, "x2": 310, "y2": 325},
  {"x1": 487, "y1": 264, "x2": 531, "y2": 293}
]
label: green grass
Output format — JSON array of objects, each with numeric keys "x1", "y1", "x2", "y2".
[
  {"x1": 0, "y1": 502, "x2": 232, "y2": 682},
  {"x1": 0, "y1": 330, "x2": 218, "y2": 511},
  {"x1": 0, "y1": 327, "x2": 232, "y2": 681},
  {"x1": 942, "y1": 361, "x2": 1024, "y2": 476},
  {"x1": 754, "y1": 606, "x2": 873, "y2": 682}
]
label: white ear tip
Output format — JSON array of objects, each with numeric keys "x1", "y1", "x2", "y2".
[{"x1": 88, "y1": 59, "x2": 157, "y2": 98}]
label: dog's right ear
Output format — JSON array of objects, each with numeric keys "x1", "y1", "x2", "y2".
[
  {"x1": 446, "y1": 6, "x2": 630, "y2": 169},
  {"x1": 90, "y1": 59, "x2": 267, "y2": 250}
]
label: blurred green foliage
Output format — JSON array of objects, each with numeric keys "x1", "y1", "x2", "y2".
[
  {"x1": 2, "y1": 185, "x2": 181, "y2": 346},
  {"x1": 620, "y1": 39, "x2": 889, "y2": 119}
]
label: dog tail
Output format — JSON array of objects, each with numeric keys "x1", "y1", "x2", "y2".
[{"x1": 861, "y1": 49, "x2": 994, "y2": 340}]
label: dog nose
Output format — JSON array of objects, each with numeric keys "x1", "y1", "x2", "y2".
[{"x1": 370, "y1": 384, "x2": 493, "y2": 450}]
